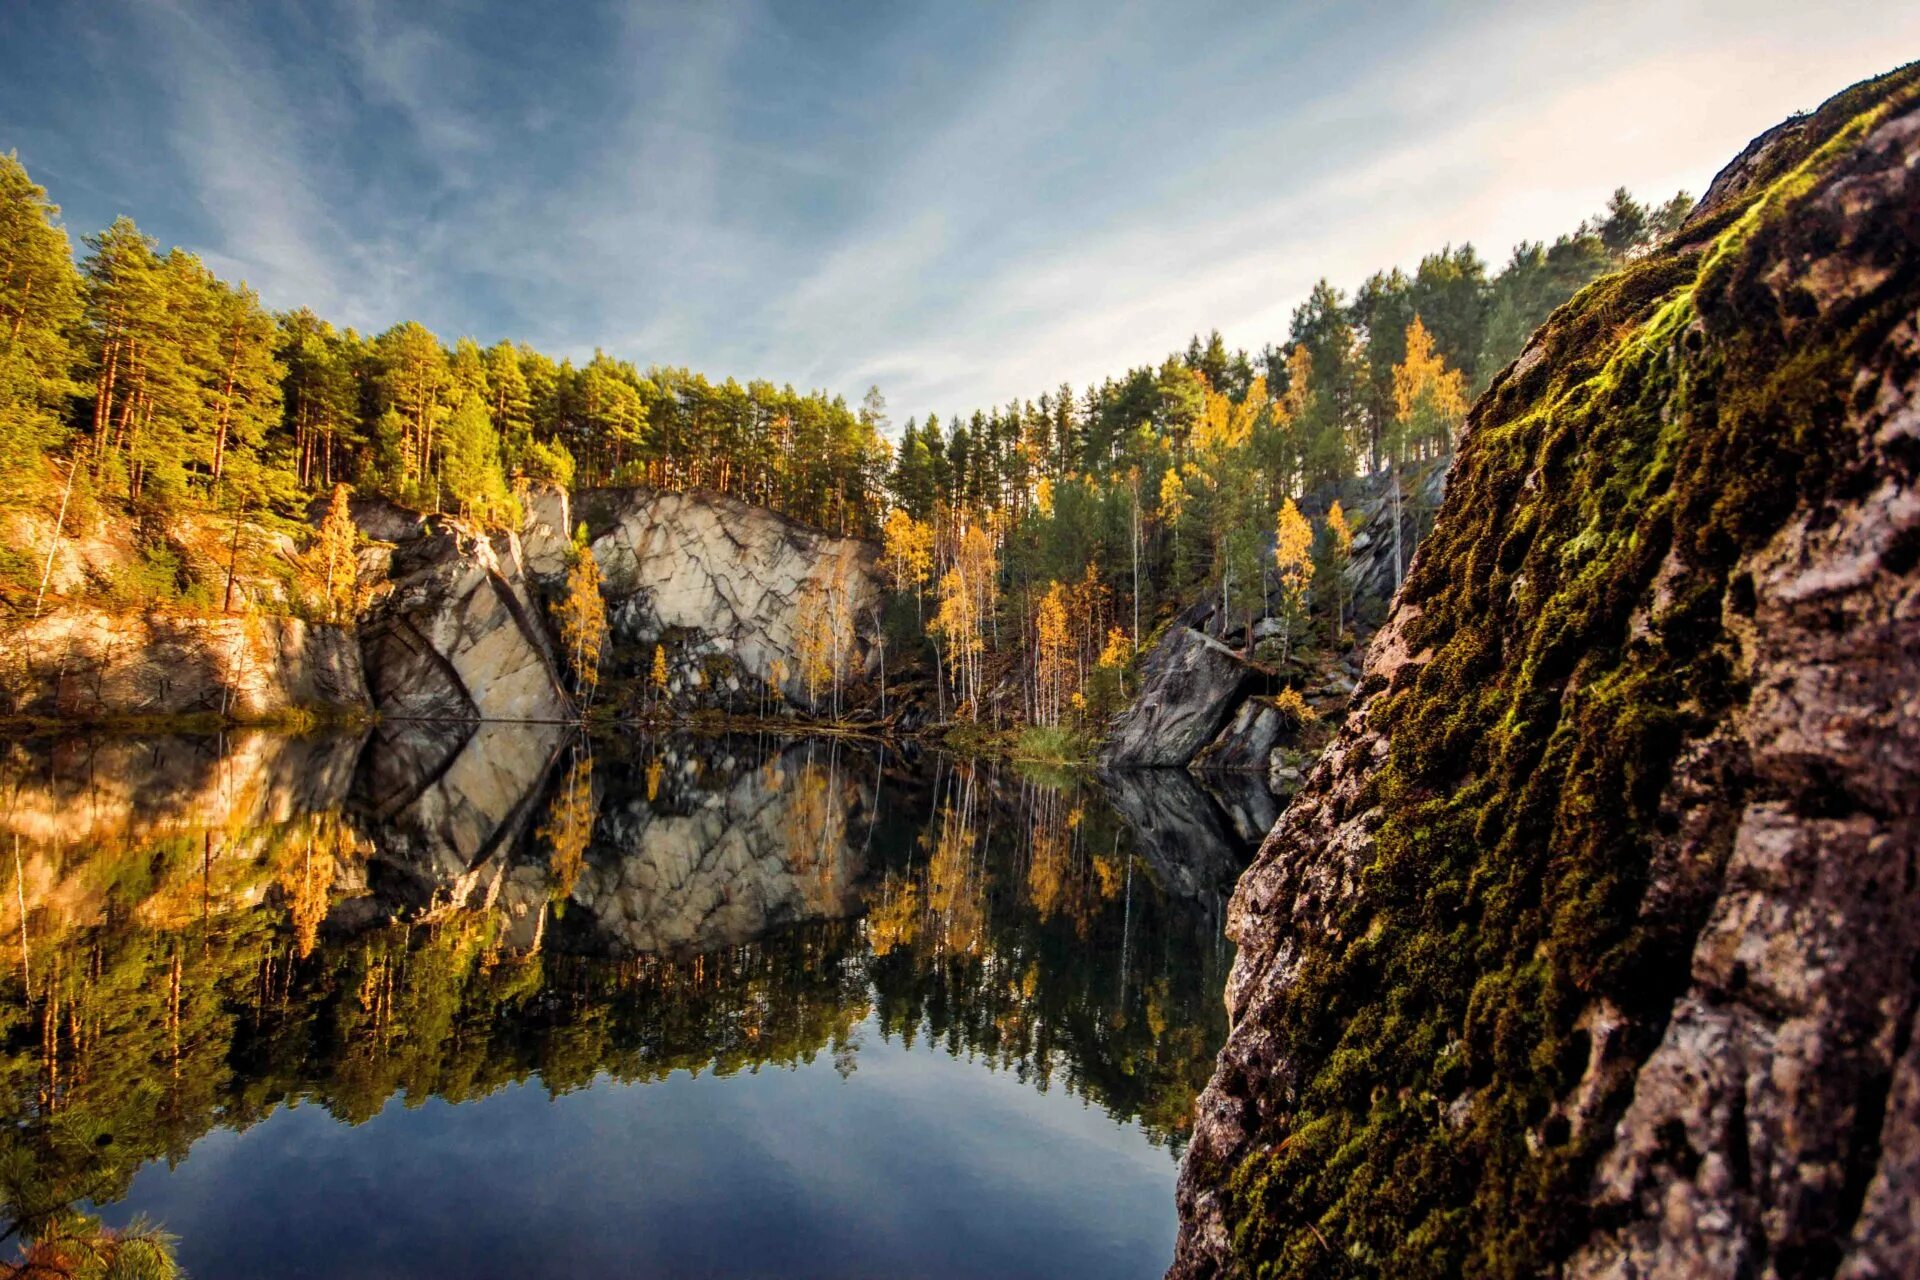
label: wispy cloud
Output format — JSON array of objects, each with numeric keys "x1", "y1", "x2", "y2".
[{"x1": 8, "y1": 0, "x2": 1914, "y2": 425}]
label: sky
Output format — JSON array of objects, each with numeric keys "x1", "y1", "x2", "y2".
[{"x1": 2, "y1": 0, "x2": 1915, "y2": 429}]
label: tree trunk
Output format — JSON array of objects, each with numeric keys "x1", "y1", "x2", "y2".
[
  {"x1": 223, "y1": 511, "x2": 243, "y2": 613},
  {"x1": 33, "y1": 456, "x2": 77, "y2": 620},
  {"x1": 211, "y1": 331, "x2": 240, "y2": 484}
]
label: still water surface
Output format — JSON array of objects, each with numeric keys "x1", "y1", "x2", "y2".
[{"x1": 0, "y1": 726, "x2": 1265, "y2": 1278}]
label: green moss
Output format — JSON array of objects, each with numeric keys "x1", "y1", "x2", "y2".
[{"x1": 1218, "y1": 63, "x2": 1920, "y2": 1279}]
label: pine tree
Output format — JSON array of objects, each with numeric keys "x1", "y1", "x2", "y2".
[
  {"x1": 439, "y1": 393, "x2": 511, "y2": 525},
  {"x1": 0, "y1": 153, "x2": 83, "y2": 471},
  {"x1": 373, "y1": 321, "x2": 450, "y2": 502}
]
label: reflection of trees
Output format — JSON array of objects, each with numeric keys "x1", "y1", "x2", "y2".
[
  {"x1": 537, "y1": 749, "x2": 597, "y2": 904},
  {"x1": 0, "y1": 736, "x2": 1237, "y2": 1259},
  {"x1": 863, "y1": 763, "x2": 1230, "y2": 1150}
]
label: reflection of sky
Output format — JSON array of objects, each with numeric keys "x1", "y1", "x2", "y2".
[{"x1": 105, "y1": 1015, "x2": 1175, "y2": 1279}]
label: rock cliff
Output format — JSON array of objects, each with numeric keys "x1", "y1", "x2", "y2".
[
  {"x1": 0, "y1": 484, "x2": 878, "y2": 727},
  {"x1": 0, "y1": 608, "x2": 366, "y2": 722},
  {"x1": 529, "y1": 486, "x2": 883, "y2": 712},
  {"x1": 1104, "y1": 617, "x2": 1257, "y2": 767},
  {"x1": 1173, "y1": 66, "x2": 1920, "y2": 1279},
  {"x1": 358, "y1": 518, "x2": 572, "y2": 723}
]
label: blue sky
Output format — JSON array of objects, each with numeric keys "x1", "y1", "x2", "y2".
[{"x1": 2, "y1": 1, "x2": 1914, "y2": 426}]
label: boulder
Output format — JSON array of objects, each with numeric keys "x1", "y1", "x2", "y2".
[
  {"x1": 1192, "y1": 696, "x2": 1285, "y2": 774},
  {"x1": 1102, "y1": 625, "x2": 1253, "y2": 767}
]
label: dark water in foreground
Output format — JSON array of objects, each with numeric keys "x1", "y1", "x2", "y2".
[{"x1": 0, "y1": 726, "x2": 1267, "y2": 1278}]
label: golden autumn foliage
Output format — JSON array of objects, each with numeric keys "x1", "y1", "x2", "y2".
[
  {"x1": 303, "y1": 483, "x2": 362, "y2": 622},
  {"x1": 1391, "y1": 315, "x2": 1468, "y2": 459},
  {"x1": 554, "y1": 527, "x2": 607, "y2": 706},
  {"x1": 537, "y1": 752, "x2": 596, "y2": 902},
  {"x1": 1034, "y1": 581, "x2": 1072, "y2": 726},
  {"x1": 1273, "y1": 498, "x2": 1315, "y2": 662}
]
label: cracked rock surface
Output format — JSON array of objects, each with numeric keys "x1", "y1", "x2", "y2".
[
  {"x1": 1172, "y1": 67, "x2": 1920, "y2": 1280},
  {"x1": 1104, "y1": 622, "x2": 1255, "y2": 768},
  {"x1": 531, "y1": 486, "x2": 883, "y2": 710},
  {"x1": 360, "y1": 521, "x2": 572, "y2": 724}
]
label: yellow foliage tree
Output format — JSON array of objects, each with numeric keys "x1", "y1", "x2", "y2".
[
  {"x1": 553, "y1": 525, "x2": 607, "y2": 709},
  {"x1": 537, "y1": 752, "x2": 596, "y2": 904},
  {"x1": 794, "y1": 582, "x2": 836, "y2": 711},
  {"x1": 929, "y1": 522, "x2": 997, "y2": 717},
  {"x1": 1322, "y1": 499, "x2": 1354, "y2": 644},
  {"x1": 1273, "y1": 498, "x2": 1315, "y2": 663},
  {"x1": 304, "y1": 483, "x2": 362, "y2": 622},
  {"x1": 278, "y1": 837, "x2": 336, "y2": 959},
  {"x1": 650, "y1": 643, "x2": 669, "y2": 704},
  {"x1": 1034, "y1": 580, "x2": 1072, "y2": 726},
  {"x1": 1391, "y1": 316, "x2": 1469, "y2": 457},
  {"x1": 881, "y1": 508, "x2": 935, "y2": 622},
  {"x1": 1386, "y1": 316, "x2": 1468, "y2": 586},
  {"x1": 1193, "y1": 375, "x2": 1269, "y2": 458}
]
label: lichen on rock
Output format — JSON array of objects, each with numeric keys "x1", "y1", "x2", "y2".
[{"x1": 1172, "y1": 63, "x2": 1920, "y2": 1280}]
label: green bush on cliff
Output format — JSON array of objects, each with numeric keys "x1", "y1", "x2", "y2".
[{"x1": 1220, "y1": 63, "x2": 1920, "y2": 1279}]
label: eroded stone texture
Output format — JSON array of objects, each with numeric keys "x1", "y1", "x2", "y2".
[
  {"x1": 562, "y1": 487, "x2": 883, "y2": 711},
  {"x1": 0, "y1": 609, "x2": 366, "y2": 721},
  {"x1": 1194, "y1": 698, "x2": 1285, "y2": 775},
  {"x1": 1172, "y1": 72, "x2": 1920, "y2": 1280},
  {"x1": 360, "y1": 522, "x2": 571, "y2": 723},
  {"x1": 1103, "y1": 625, "x2": 1255, "y2": 768}
]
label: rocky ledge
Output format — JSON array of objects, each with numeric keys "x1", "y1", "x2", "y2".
[{"x1": 1173, "y1": 65, "x2": 1920, "y2": 1279}]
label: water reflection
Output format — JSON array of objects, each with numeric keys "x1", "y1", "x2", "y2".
[{"x1": 0, "y1": 726, "x2": 1253, "y2": 1278}]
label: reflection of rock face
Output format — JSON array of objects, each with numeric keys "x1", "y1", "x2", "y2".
[
  {"x1": 533, "y1": 487, "x2": 882, "y2": 709},
  {"x1": 0, "y1": 731, "x2": 364, "y2": 849},
  {"x1": 0, "y1": 730, "x2": 367, "y2": 926},
  {"x1": 0, "y1": 610, "x2": 367, "y2": 722},
  {"x1": 1102, "y1": 625, "x2": 1253, "y2": 768},
  {"x1": 359, "y1": 524, "x2": 571, "y2": 723},
  {"x1": 356, "y1": 720, "x2": 570, "y2": 914},
  {"x1": 1096, "y1": 767, "x2": 1245, "y2": 906},
  {"x1": 558, "y1": 746, "x2": 874, "y2": 955}
]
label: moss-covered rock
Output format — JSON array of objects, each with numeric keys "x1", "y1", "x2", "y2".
[{"x1": 1172, "y1": 62, "x2": 1920, "y2": 1280}]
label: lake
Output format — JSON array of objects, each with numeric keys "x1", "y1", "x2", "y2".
[{"x1": 0, "y1": 726, "x2": 1266, "y2": 1278}]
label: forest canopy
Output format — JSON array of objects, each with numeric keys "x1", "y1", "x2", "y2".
[{"x1": 0, "y1": 147, "x2": 1687, "y2": 705}]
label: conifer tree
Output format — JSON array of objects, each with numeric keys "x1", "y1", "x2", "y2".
[{"x1": 0, "y1": 153, "x2": 82, "y2": 470}]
